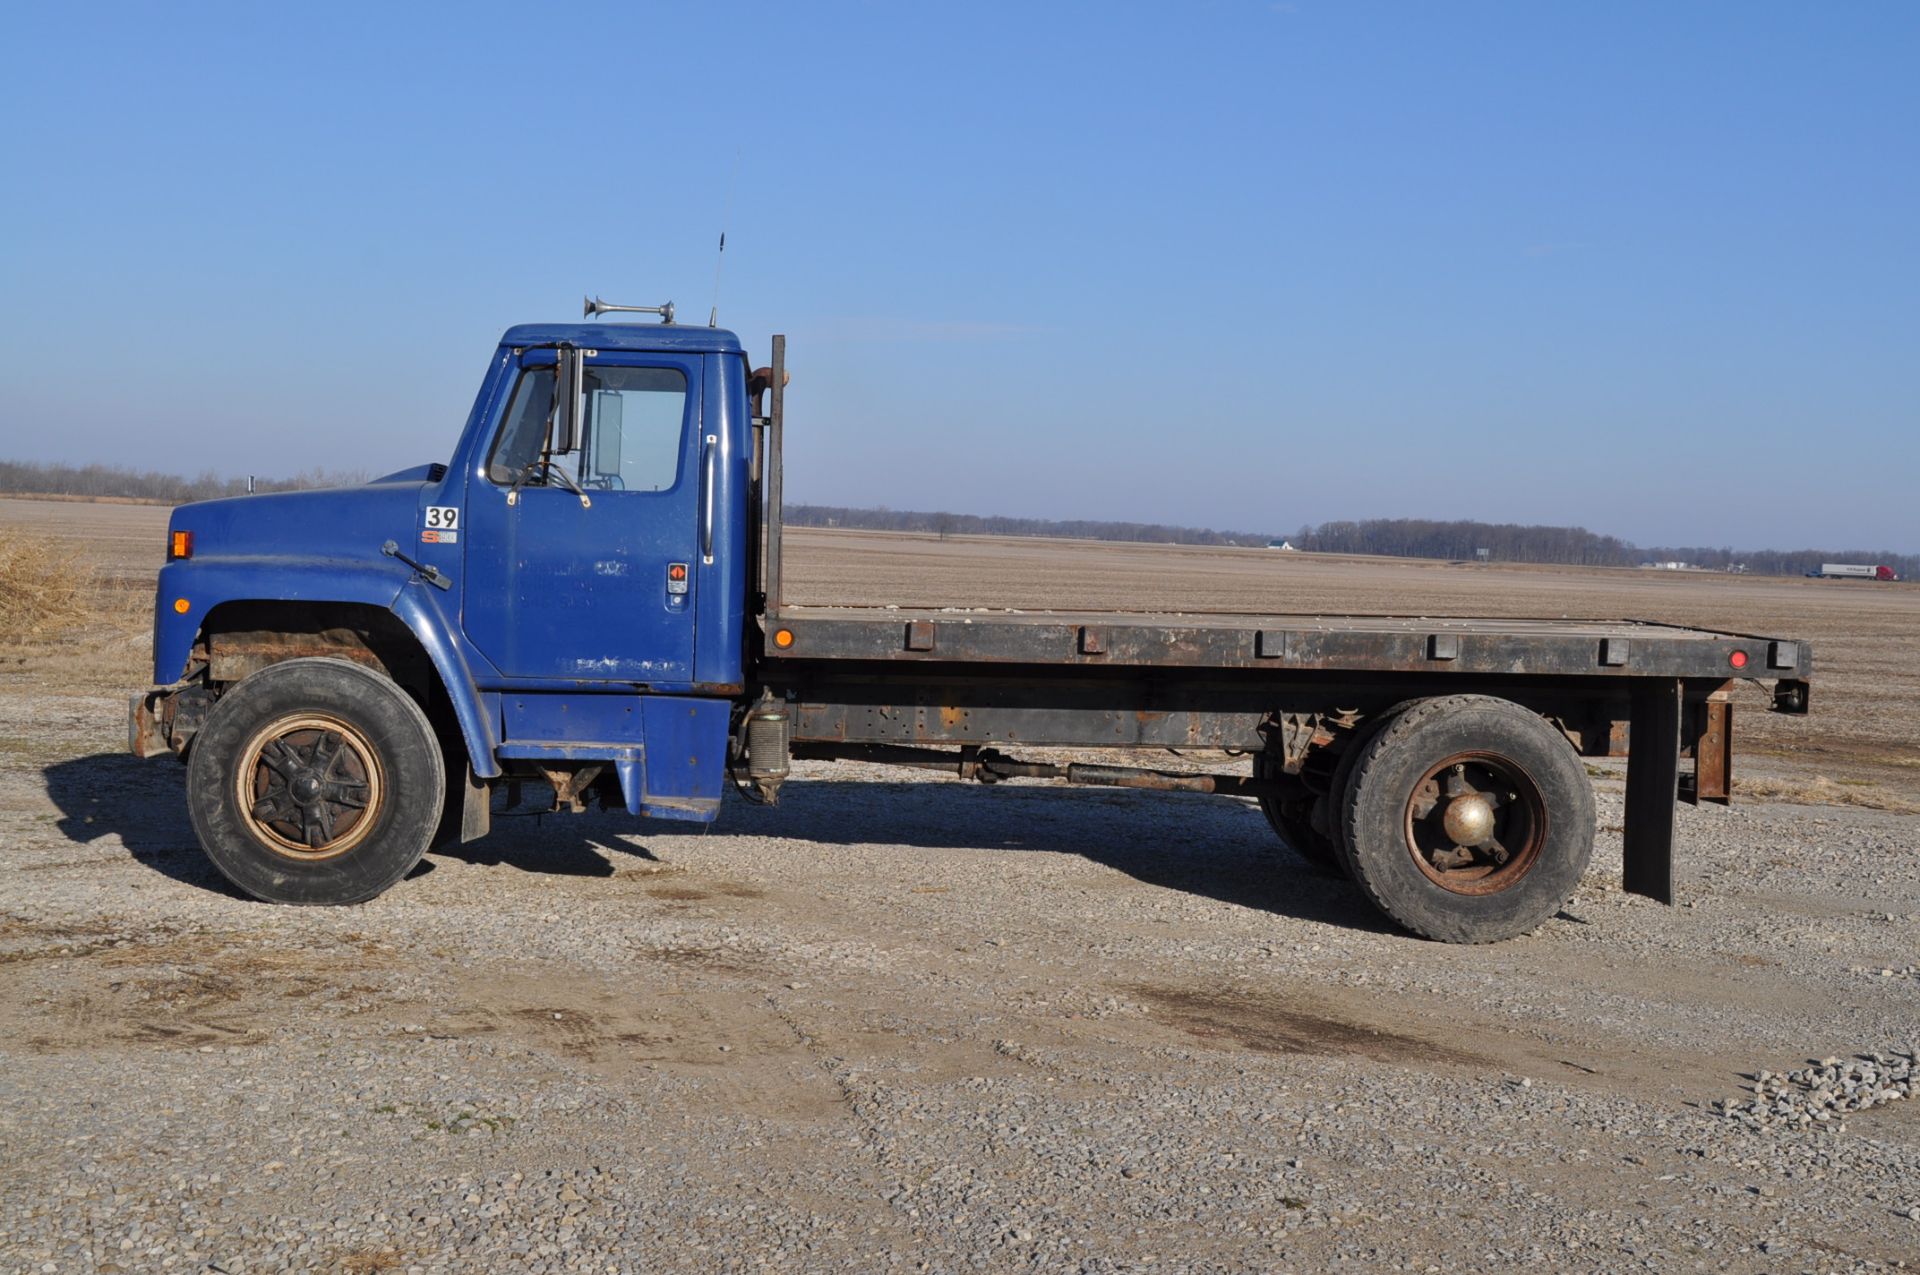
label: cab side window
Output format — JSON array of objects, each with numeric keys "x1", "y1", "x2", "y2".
[
  {"x1": 578, "y1": 366, "x2": 688, "y2": 492},
  {"x1": 484, "y1": 363, "x2": 687, "y2": 492}
]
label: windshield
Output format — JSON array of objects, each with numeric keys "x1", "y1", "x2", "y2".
[{"x1": 487, "y1": 368, "x2": 555, "y2": 483}]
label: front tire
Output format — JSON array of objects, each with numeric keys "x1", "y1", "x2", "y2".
[
  {"x1": 1339, "y1": 695, "x2": 1594, "y2": 943},
  {"x1": 186, "y1": 658, "x2": 444, "y2": 905}
]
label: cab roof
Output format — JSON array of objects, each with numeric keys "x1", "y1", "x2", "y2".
[{"x1": 500, "y1": 323, "x2": 745, "y2": 355}]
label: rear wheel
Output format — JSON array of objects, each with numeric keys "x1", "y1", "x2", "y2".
[
  {"x1": 1324, "y1": 707, "x2": 1407, "y2": 880},
  {"x1": 186, "y1": 658, "x2": 444, "y2": 905},
  {"x1": 1255, "y1": 708, "x2": 1407, "y2": 873},
  {"x1": 1339, "y1": 695, "x2": 1593, "y2": 943},
  {"x1": 1252, "y1": 751, "x2": 1336, "y2": 866}
]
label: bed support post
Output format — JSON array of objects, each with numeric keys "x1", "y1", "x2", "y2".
[{"x1": 1680, "y1": 684, "x2": 1734, "y2": 807}]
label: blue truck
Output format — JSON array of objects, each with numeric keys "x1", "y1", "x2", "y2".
[{"x1": 131, "y1": 305, "x2": 1814, "y2": 942}]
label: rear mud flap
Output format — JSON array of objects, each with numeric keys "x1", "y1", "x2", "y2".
[{"x1": 1623, "y1": 679, "x2": 1681, "y2": 904}]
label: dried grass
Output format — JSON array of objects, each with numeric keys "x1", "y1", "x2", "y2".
[
  {"x1": 0, "y1": 528, "x2": 102, "y2": 644},
  {"x1": 1735, "y1": 773, "x2": 1919, "y2": 814}
]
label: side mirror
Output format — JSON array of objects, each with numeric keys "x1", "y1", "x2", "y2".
[
  {"x1": 550, "y1": 347, "x2": 585, "y2": 455},
  {"x1": 589, "y1": 391, "x2": 623, "y2": 478}
]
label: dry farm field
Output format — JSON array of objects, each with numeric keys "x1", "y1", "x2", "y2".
[{"x1": 1, "y1": 495, "x2": 1917, "y2": 1273}]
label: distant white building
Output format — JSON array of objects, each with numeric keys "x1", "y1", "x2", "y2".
[{"x1": 1267, "y1": 539, "x2": 1297, "y2": 551}]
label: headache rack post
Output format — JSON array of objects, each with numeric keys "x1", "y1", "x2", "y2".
[{"x1": 765, "y1": 333, "x2": 786, "y2": 619}]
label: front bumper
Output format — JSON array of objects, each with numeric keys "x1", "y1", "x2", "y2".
[{"x1": 128, "y1": 684, "x2": 212, "y2": 760}]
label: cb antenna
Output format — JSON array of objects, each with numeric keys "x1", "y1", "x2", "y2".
[{"x1": 710, "y1": 148, "x2": 741, "y2": 328}]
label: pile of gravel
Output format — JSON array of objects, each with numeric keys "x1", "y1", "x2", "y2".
[{"x1": 1719, "y1": 1048, "x2": 1915, "y2": 1134}]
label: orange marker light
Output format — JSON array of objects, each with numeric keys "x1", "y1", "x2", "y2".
[
  {"x1": 773, "y1": 628, "x2": 795, "y2": 649},
  {"x1": 169, "y1": 530, "x2": 193, "y2": 559},
  {"x1": 173, "y1": 598, "x2": 191, "y2": 614},
  {"x1": 1729, "y1": 650, "x2": 1748, "y2": 669}
]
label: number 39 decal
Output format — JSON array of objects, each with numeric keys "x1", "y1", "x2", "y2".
[{"x1": 421, "y1": 505, "x2": 461, "y2": 544}]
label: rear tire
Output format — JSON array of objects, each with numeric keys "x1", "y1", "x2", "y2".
[
  {"x1": 1325, "y1": 706, "x2": 1408, "y2": 882},
  {"x1": 1256, "y1": 708, "x2": 1409, "y2": 874},
  {"x1": 1252, "y1": 752, "x2": 1337, "y2": 866},
  {"x1": 1339, "y1": 695, "x2": 1594, "y2": 943},
  {"x1": 186, "y1": 658, "x2": 444, "y2": 905}
]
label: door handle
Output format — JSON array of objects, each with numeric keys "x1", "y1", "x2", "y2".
[{"x1": 700, "y1": 433, "x2": 717, "y2": 564}]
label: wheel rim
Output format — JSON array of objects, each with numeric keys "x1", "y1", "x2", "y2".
[
  {"x1": 235, "y1": 713, "x2": 383, "y2": 861},
  {"x1": 1401, "y1": 751, "x2": 1547, "y2": 895}
]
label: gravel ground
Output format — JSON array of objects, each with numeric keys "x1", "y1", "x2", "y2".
[{"x1": 2, "y1": 689, "x2": 1917, "y2": 1274}]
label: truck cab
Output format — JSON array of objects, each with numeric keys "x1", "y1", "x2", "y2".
[
  {"x1": 134, "y1": 316, "x2": 759, "y2": 904},
  {"x1": 446, "y1": 323, "x2": 751, "y2": 688}
]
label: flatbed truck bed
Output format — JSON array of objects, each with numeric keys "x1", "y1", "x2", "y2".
[{"x1": 762, "y1": 605, "x2": 1804, "y2": 679}]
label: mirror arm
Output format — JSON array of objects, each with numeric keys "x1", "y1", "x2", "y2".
[{"x1": 544, "y1": 459, "x2": 592, "y2": 510}]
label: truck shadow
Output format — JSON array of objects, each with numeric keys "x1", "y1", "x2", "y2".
[
  {"x1": 443, "y1": 777, "x2": 1391, "y2": 934},
  {"x1": 42, "y1": 754, "x2": 643, "y2": 893},
  {"x1": 40, "y1": 752, "x2": 248, "y2": 898},
  {"x1": 44, "y1": 755, "x2": 1388, "y2": 933},
  {"x1": 714, "y1": 778, "x2": 1396, "y2": 934}
]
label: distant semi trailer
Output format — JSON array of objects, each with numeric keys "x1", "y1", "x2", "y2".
[{"x1": 1813, "y1": 563, "x2": 1900, "y2": 581}]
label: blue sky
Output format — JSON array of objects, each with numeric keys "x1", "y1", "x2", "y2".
[{"x1": 2, "y1": 2, "x2": 1914, "y2": 549}]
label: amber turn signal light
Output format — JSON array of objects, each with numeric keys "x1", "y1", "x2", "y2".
[
  {"x1": 173, "y1": 598, "x2": 191, "y2": 614},
  {"x1": 773, "y1": 628, "x2": 795, "y2": 649},
  {"x1": 169, "y1": 530, "x2": 193, "y2": 560}
]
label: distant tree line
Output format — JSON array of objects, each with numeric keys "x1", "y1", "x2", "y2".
[
  {"x1": 0, "y1": 459, "x2": 369, "y2": 504},
  {"x1": 4, "y1": 460, "x2": 1909, "y2": 580},
  {"x1": 787, "y1": 504, "x2": 1271, "y2": 547},
  {"x1": 1291, "y1": 518, "x2": 1919, "y2": 580},
  {"x1": 1293, "y1": 518, "x2": 1631, "y2": 566}
]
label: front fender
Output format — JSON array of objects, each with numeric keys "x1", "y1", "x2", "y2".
[
  {"x1": 154, "y1": 557, "x2": 409, "y2": 683},
  {"x1": 154, "y1": 558, "x2": 502, "y2": 779},
  {"x1": 390, "y1": 581, "x2": 501, "y2": 777}
]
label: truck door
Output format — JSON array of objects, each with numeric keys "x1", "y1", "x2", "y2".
[{"x1": 461, "y1": 348, "x2": 705, "y2": 683}]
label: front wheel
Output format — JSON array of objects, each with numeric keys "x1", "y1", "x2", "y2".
[
  {"x1": 1339, "y1": 695, "x2": 1594, "y2": 943},
  {"x1": 186, "y1": 658, "x2": 445, "y2": 905}
]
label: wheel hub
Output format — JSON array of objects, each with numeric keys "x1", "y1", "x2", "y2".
[
  {"x1": 1403, "y1": 753, "x2": 1547, "y2": 895},
  {"x1": 1441, "y1": 793, "x2": 1495, "y2": 846},
  {"x1": 236, "y1": 714, "x2": 382, "y2": 860}
]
